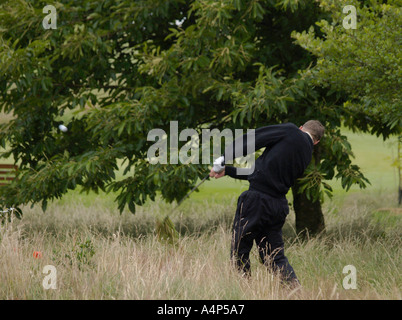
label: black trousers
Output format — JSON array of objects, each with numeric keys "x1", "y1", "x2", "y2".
[{"x1": 231, "y1": 189, "x2": 298, "y2": 283}]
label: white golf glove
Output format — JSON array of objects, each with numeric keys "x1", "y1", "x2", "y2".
[{"x1": 213, "y1": 156, "x2": 225, "y2": 173}]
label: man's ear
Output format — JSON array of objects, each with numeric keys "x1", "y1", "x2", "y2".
[{"x1": 314, "y1": 140, "x2": 320, "y2": 146}]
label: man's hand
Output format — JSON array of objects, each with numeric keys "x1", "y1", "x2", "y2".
[
  {"x1": 210, "y1": 156, "x2": 225, "y2": 179},
  {"x1": 209, "y1": 167, "x2": 225, "y2": 179}
]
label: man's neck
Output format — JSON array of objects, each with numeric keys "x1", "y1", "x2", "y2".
[{"x1": 304, "y1": 131, "x2": 314, "y2": 143}]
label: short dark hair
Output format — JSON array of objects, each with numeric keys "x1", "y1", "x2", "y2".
[{"x1": 303, "y1": 120, "x2": 325, "y2": 142}]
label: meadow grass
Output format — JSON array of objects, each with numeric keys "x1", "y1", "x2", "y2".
[
  {"x1": 0, "y1": 113, "x2": 400, "y2": 299},
  {"x1": 0, "y1": 188, "x2": 400, "y2": 300}
]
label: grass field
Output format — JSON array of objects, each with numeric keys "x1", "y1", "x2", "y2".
[{"x1": 0, "y1": 120, "x2": 401, "y2": 299}]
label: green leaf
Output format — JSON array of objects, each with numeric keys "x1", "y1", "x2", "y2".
[{"x1": 128, "y1": 200, "x2": 136, "y2": 214}]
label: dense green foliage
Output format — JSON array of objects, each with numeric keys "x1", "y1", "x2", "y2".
[
  {"x1": 1, "y1": 0, "x2": 396, "y2": 223},
  {"x1": 293, "y1": 0, "x2": 401, "y2": 137}
]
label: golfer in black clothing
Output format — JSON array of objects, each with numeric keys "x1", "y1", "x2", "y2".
[{"x1": 209, "y1": 120, "x2": 325, "y2": 286}]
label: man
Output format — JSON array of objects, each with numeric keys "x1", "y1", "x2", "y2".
[{"x1": 209, "y1": 120, "x2": 325, "y2": 286}]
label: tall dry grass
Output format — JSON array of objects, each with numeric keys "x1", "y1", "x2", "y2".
[{"x1": 0, "y1": 190, "x2": 400, "y2": 300}]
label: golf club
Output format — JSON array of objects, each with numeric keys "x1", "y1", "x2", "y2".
[
  {"x1": 175, "y1": 173, "x2": 210, "y2": 208},
  {"x1": 156, "y1": 157, "x2": 225, "y2": 242},
  {"x1": 174, "y1": 156, "x2": 225, "y2": 209}
]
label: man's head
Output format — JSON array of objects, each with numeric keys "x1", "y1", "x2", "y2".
[{"x1": 299, "y1": 120, "x2": 325, "y2": 145}]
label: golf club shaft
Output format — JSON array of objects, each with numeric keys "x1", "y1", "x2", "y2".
[{"x1": 176, "y1": 173, "x2": 210, "y2": 208}]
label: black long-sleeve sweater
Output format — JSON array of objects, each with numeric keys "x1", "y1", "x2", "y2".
[{"x1": 224, "y1": 123, "x2": 314, "y2": 198}]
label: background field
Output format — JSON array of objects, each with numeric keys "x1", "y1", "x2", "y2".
[{"x1": 0, "y1": 117, "x2": 401, "y2": 299}]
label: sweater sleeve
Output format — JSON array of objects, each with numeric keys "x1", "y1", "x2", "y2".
[
  {"x1": 224, "y1": 123, "x2": 293, "y2": 161},
  {"x1": 224, "y1": 166, "x2": 250, "y2": 180}
]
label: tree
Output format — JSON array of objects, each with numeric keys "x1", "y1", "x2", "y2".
[
  {"x1": 0, "y1": 0, "x2": 371, "y2": 236},
  {"x1": 293, "y1": 0, "x2": 402, "y2": 204}
]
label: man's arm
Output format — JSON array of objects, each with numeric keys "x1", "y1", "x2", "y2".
[
  {"x1": 210, "y1": 123, "x2": 294, "y2": 179},
  {"x1": 223, "y1": 123, "x2": 292, "y2": 161},
  {"x1": 209, "y1": 165, "x2": 251, "y2": 180},
  {"x1": 224, "y1": 166, "x2": 249, "y2": 180}
]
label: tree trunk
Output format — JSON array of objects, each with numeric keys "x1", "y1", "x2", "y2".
[
  {"x1": 291, "y1": 143, "x2": 325, "y2": 238},
  {"x1": 292, "y1": 182, "x2": 325, "y2": 238}
]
